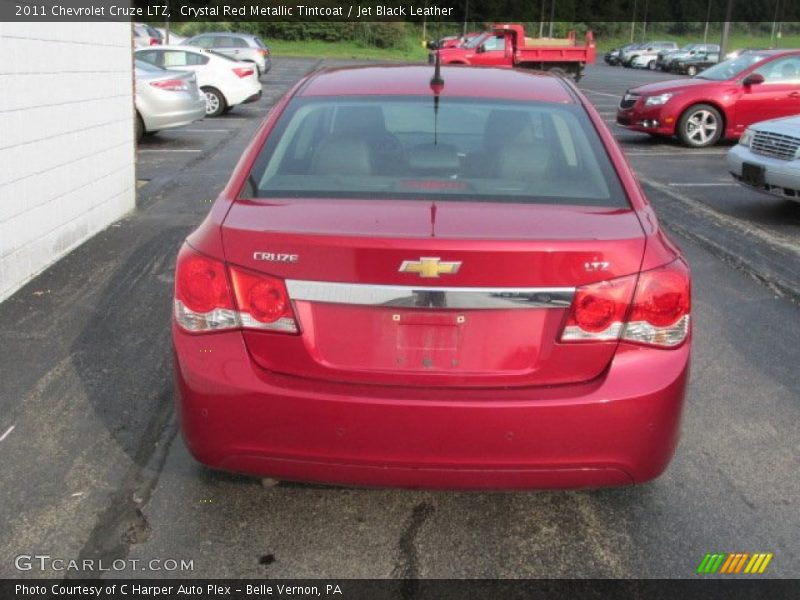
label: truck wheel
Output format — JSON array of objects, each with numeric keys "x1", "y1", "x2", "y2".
[
  {"x1": 687, "y1": 65, "x2": 698, "y2": 77},
  {"x1": 648, "y1": 60, "x2": 656, "y2": 70},
  {"x1": 678, "y1": 104, "x2": 723, "y2": 148}
]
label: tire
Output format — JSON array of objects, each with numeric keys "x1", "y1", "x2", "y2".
[
  {"x1": 135, "y1": 113, "x2": 144, "y2": 143},
  {"x1": 648, "y1": 60, "x2": 656, "y2": 70},
  {"x1": 687, "y1": 65, "x2": 698, "y2": 77},
  {"x1": 201, "y1": 86, "x2": 226, "y2": 117},
  {"x1": 677, "y1": 104, "x2": 724, "y2": 148}
]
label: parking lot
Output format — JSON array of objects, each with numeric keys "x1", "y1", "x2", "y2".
[{"x1": 1, "y1": 59, "x2": 798, "y2": 579}]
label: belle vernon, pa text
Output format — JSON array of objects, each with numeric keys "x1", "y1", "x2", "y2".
[{"x1": 16, "y1": 584, "x2": 343, "y2": 597}]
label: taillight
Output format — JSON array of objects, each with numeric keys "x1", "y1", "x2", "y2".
[
  {"x1": 173, "y1": 245, "x2": 299, "y2": 334},
  {"x1": 174, "y1": 246, "x2": 238, "y2": 332},
  {"x1": 233, "y1": 67, "x2": 255, "y2": 78},
  {"x1": 149, "y1": 38, "x2": 159, "y2": 46},
  {"x1": 561, "y1": 275, "x2": 636, "y2": 342},
  {"x1": 229, "y1": 266, "x2": 298, "y2": 333},
  {"x1": 150, "y1": 79, "x2": 189, "y2": 92},
  {"x1": 561, "y1": 260, "x2": 690, "y2": 348},
  {"x1": 622, "y1": 260, "x2": 690, "y2": 347},
  {"x1": 259, "y1": 48, "x2": 270, "y2": 57}
]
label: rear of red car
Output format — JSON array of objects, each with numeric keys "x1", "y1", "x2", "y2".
[{"x1": 172, "y1": 66, "x2": 691, "y2": 489}]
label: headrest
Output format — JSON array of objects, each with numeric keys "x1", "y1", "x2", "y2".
[
  {"x1": 311, "y1": 137, "x2": 372, "y2": 176},
  {"x1": 495, "y1": 143, "x2": 551, "y2": 182},
  {"x1": 333, "y1": 106, "x2": 387, "y2": 135}
]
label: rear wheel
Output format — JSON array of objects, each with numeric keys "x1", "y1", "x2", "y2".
[
  {"x1": 648, "y1": 60, "x2": 656, "y2": 70},
  {"x1": 135, "y1": 112, "x2": 144, "y2": 143},
  {"x1": 678, "y1": 104, "x2": 723, "y2": 148},
  {"x1": 686, "y1": 65, "x2": 698, "y2": 76},
  {"x1": 202, "y1": 86, "x2": 226, "y2": 117}
]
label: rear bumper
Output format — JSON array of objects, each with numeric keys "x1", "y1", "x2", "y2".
[
  {"x1": 138, "y1": 96, "x2": 206, "y2": 132},
  {"x1": 174, "y1": 327, "x2": 690, "y2": 490}
]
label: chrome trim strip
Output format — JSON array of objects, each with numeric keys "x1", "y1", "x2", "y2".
[{"x1": 285, "y1": 280, "x2": 574, "y2": 310}]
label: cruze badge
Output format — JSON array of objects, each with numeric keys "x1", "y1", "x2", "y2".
[
  {"x1": 253, "y1": 252, "x2": 299, "y2": 263},
  {"x1": 399, "y1": 257, "x2": 461, "y2": 278}
]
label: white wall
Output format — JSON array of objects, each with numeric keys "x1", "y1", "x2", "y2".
[{"x1": 0, "y1": 22, "x2": 135, "y2": 301}]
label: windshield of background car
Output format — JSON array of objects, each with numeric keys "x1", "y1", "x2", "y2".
[
  {"x1": 697, "y1": 53, "x2": 768, "y2": 80},
  {"x1": 243, "y1": 96, "x2": 628, "y2": 208}
]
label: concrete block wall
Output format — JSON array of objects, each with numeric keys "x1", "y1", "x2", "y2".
[{"x1": 0, "y1": 22, "x2": 135, "y2": 301}]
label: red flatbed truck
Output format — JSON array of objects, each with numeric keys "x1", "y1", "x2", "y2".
[{"x1": 437, "y1": 23, "x2": 596, "y2": 81}]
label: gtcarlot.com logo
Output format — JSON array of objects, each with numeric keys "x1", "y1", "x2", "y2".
[
  {"x1": 697, "y1": 552, "x2": 773, "y2": 575},
  {"x1": 14, "y1": 554, "x2": 194, "y2": 572}
]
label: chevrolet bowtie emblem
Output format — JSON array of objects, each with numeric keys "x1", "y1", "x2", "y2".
[{"x1": 399, "y1": 257, "x2": 462, "y2": 278}]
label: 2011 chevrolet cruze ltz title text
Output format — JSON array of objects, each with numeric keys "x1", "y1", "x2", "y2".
[{"x1": 171, "y1": 64, "x2": 691, "y2": 490}]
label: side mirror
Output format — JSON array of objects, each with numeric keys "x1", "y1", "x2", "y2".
[
  {"x1": 426, "y1": 40, "x2": 439, "y2": 51},
  {"x1": 476, "y1": 44, "x2": 485, "y2": 54},
  {"x1": 743, "y1": 73, "x2": 765, "y2": 87}
]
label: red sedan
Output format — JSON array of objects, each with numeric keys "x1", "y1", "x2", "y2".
[
  {"x1": 172, "y1": 65, "x2": 691, "y2": 490},
  {"x1": 617, "y1": 50, "x2": 800, "y2": 147}
]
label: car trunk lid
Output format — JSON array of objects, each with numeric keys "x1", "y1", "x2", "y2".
[{"x1": 221, "y1": 199, "x2": 645, "y2": 388}]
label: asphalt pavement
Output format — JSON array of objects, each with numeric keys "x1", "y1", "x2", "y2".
[{"x1": 0, "y1": 60, "x2": 798, "y2": 580}]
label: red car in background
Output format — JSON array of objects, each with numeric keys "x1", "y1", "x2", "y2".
[
  {"x1": 617, "y1": 50, "x2": 800, "y2": 147},
  {"x1": 172, "y1": 65, "x2": 691, "y2": 490}
]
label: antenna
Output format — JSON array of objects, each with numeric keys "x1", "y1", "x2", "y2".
[{"x1": 429, "y1": 50, "x2": 444, "y2": 146}]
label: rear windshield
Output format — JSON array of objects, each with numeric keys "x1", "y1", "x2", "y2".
[{"x1": 243, "y1": 96, "x2": 628, "y2": 208}]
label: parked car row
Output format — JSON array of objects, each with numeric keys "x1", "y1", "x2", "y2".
[
  {"x1": 614, "y1": 48, "x2": 800, "y2": 203},
  {"x1": 132, "y1": 27, "x2": 270, "y2": 143},
  {"x1": 617, "y1": 50, "x2": 800, "y2": 147},
  {"x1": 605, "y1": 41, "x2": 678, "y2": 69}
]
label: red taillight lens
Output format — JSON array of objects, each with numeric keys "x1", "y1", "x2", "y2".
[
  {"x1": 560, "y1": 260, "x2": 691, "y2": 348},
  {"x1": 259, "y1": 48, "x2": 270, "y2": 57},
  {"x1": 150, "y1": 79, "x2": 189, "y2": 92},
  {"x1": 233, "y1": 67, "x2": 255, "y2": 78},
  {"x1": 173, "y1": 246, "x2": 299, "y2": 334},
  {"x1": 561, "y1": 275, "x2": 636, "y2": 341},
  {"x1": 174, "y1": 246, "x2": 238, "y2": 332},
  {"x1": 229, "y1": 266, "x2": 298, "y2": 333},
  {"x1": 149, "y1": 38, "x2": 159, "y2": 46},
  {"x1": 622, "y1": 260, "x2": 690, "y2": 347}
]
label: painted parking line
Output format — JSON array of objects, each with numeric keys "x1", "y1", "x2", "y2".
[
  {"x1": 170, "y1": 129, "x2": 234, "y2": 133},
  {"x1": 581, "y1": 89, "x2": 621, "y2": 99},
  {"x1": 137, "y1": 149, "x2": 203, "y2": 153},
  {"x1": 0, "y1": 425, "x2": 15, "y2": 442},
  {"x1": 625, "y1": 150, "x2": 728, "y2": 156},
  {"x1": 668, "y1": 182, "x2": 739, "y2": 187}
]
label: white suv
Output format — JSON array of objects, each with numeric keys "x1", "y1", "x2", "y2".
[{"x1": 183, "y1": 32, "x2": 271, "y2": 76}]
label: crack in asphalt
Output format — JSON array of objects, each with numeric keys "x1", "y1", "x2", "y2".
[{"x1": 394, "y1": 501, "x2": 435, "y2": 588}]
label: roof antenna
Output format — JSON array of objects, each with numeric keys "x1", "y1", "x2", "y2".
[{"x1": 429, "y1": 48, "x2": 444, "y2": 146}]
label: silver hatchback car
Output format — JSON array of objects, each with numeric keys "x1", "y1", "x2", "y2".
[
  {"x1": 134, "y1": 60, "x2": 206, "y2": 142},
  {"x1": 182, "y1": 32, "x2": 271, "y2": 76}
]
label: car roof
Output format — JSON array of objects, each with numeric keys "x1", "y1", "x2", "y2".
[
  {"x1": 189, "y1": 31, "x2": 256, "y2": 39},
  {"x1": 298, "y1": 65, "x2": 576, "y2": 104}
]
